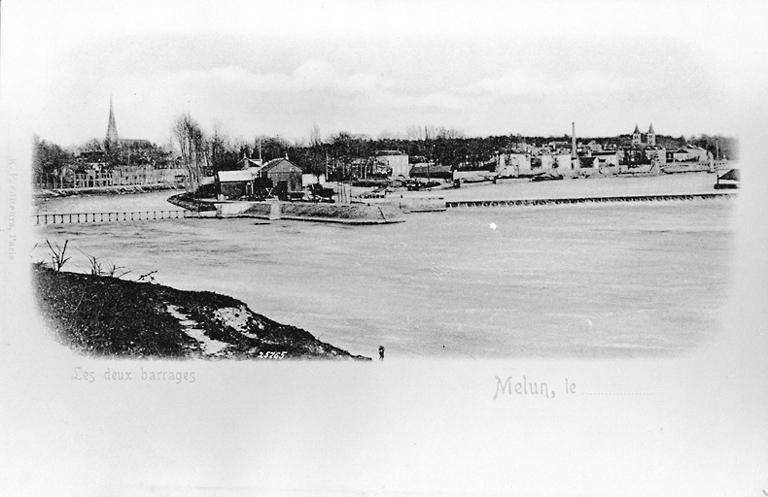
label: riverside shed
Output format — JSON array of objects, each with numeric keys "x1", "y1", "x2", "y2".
[
  {"x1": 259, "y1": 158, "x2": 303, "y2": 193},
  {"x1": 216, "y1": 170, "x2": 255, "y2": 198}
]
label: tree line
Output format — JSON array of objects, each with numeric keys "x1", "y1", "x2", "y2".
[{"x1": 33, "y1": 117, "x2": 740, "y2": 190}]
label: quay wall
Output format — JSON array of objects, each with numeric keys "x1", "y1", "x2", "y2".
[
  {"x1": 167, "y1": 193, "x2": 217, "y2": 212},
  {"x1": 280, "y1": 203, "x2": 404, "y2": 224},
  {"x1": 661, "y1": 162, "x2": 713, "y2": 174},
  {"x1": 217, "y1": 201, "x2": 405, "y2": 224}
]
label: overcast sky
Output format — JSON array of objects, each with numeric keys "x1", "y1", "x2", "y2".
[{"x1": 2, "y1": 0, "x2": 761, "y2": 146}]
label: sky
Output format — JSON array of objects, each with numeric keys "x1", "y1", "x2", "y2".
[{"x1": 2, "y1": 0, "x2": 763, "y2": 147}]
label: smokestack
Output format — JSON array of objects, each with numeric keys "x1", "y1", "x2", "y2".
[{"x1": 571, "y1": 122, "x2": 576, "y2": 158}]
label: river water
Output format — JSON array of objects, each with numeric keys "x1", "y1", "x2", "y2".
[{"x1": 33, "y1": 174, "x2": 734, "y2": 358}]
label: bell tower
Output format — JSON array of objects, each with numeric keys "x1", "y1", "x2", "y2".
[{"x1": 647, "y1": 123, "x2": 656, "y2": 147}]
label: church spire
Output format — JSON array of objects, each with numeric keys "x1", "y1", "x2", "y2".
[{"x1": 106, "y1": 95, "x2": 119, "y2": 144}]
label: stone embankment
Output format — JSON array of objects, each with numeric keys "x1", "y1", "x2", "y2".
[
  {"x1": 217, "y1": 200, "x2": 405, "y2": 224},
  {"x1": 166, "y1": 192, "x2": 218, "y2": 212}
]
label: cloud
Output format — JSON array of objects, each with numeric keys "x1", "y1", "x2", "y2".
[
  {"x1": 171, "y1": 60, "x2": 468, "y2": 114},
  {"x1": 179, "y1": 60, "x2": 389, "y2": 95},
  {"x1": 415, "y1": 93, "x2": 466, "y2": 110},
  {"x1": 475, "y1": 69, "x2": 641, "y2": 97}
]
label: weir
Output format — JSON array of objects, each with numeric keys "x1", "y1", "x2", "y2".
[
  {"x1": 34, "y1": 209, "x2": 212, "y2": 225},
  {"x1": 445, "y1": 192, "x2": 735, "y2": 209}
]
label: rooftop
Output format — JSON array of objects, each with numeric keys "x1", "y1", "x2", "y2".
[{"x1": 217, "y1": 170, "x2": 254, "y2": 182}]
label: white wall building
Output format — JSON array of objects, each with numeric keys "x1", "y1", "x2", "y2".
[{"x1": 376, "y1": 150, "x2": 410, "y2": 178}]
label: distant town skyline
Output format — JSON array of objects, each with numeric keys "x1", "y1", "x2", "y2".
[{"x1": 4, "y1": 0, "x2": 750, "y2": 147}]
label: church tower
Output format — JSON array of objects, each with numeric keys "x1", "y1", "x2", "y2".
[
  {"x1": 631, "y1": 124, "x2": 642, "y2": 146},
  {"x1": 106, "y1": 95, "x2": 119, "y2": 144},
  {"x1": 647, "y1": 123, "x2": 656, "y2": 147}
]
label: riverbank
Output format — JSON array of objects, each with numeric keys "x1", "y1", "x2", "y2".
[
  {"x1": 167, "y1": 192, "x2": 217, "y2": 212},
  {"x1": 33, "y1": 264, "x2": 369, "y2": 360}
]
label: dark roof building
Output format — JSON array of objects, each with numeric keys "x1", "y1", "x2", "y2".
[
  {"x1": 259, "y1": 158, "x2": 303, "y2": 192},
  {"x1": 238, "y1": 157, "x2": 263, "y2": 169}
]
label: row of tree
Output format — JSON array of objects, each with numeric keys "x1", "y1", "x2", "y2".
[{"x1": 32, "y1": 136, "x2": 72, "y2": 185}]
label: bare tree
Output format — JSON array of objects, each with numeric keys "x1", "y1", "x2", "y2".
[
  {"x1": 307, "y1": 122, "x2": 326, "y2": 181},
  {"x1": 309, "y1": 122, "x2": 322, "y2": 148},
  {"x1": 437, "y1": 127, "x2": 464, "y2": 139},
  {"x1": 172, "y1": 113, "x2": 209, "y2": 192},
  {"x1": 208, "y1": 121, "x2": 232, "y2": 172},
  {"x1": 405, "y1": 125, "x2": 424, "y2": 141}
]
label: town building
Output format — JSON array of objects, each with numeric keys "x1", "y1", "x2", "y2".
[
  {"x1": 47, "y1": 97, "x2": 184, "y2": 189},
  {"x1": 576, "y1": 156, "x2": 599, "y2": 170},
  {"x1": 496, "y1": 151, "x2": 570, "y2": 177},
  {"x1": 375, "y1": 150, "x2": 410, "y2": 178},
  {"x1": 669, "y1": 145, "x2": 711, "y2": 163},
  {"x1": 496, "y1": 152, "x2": 531, "y2": 177},
  {"x1": 409, "y1": 163, "x2": 453, "y2": 179},
  {"x1": 619, "y1": 123, "x2": 666, "y2": 171},
  {"x1": 631, "y1": 123, "x2": 656, "y2": 147},
  {"x1": 644, "y1": 146, "x2": 667, "y2": 164},
  {"x1": 71, "y1": 165, "x2": 188, "y2": 188},
  {"x1": 237, "y1": 155, "x2": 264, "y2": 180},
  {"x1": 258, "y1": 158, "x2": 303, "y2": 193},
  {"x1": 592, "y1": 150, "x2": 620, "y2": 168},
  {"x1": 238, "y1": 156, "x2": 263, "y2": 170},
  {"x1": 216, "y1": 156, "x2": 304, "y2": 199},
  {"x1": 105, "y1": 96, "x2": 157, "y2": 150},
  {"x1": 216, "y1": 170, "x2": 256, "y2": 199}
]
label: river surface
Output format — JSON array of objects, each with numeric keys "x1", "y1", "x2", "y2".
[{"x1": 33, "y1": 174, "x2": 734, "y2": 358}]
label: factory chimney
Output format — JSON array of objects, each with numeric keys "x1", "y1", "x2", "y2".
[{"x1": 571, "y1": 121, "x2": 576, "y2": 158}]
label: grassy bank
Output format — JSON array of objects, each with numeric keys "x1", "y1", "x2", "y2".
[{"x1": 33, "y1": 264, "x2": 369, "y2": 360}]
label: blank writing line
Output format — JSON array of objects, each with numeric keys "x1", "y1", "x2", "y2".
[{"x1": 579, "y1": 392, "x2": 651, "y2": 396}]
